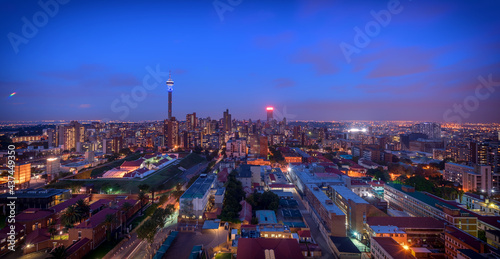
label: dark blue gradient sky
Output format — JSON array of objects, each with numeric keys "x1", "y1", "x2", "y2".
[{"x1": 1, "y1": 0, "x2": 499, "y2": 122}]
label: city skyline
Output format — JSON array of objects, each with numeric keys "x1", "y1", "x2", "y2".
[{"x1": 1, "y1": 0, "x2": 500, "y2": 123}]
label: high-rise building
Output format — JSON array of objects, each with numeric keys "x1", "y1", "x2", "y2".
[
  {"x1": 266, "y1": 107, "x2": 274, "y2": 122},
  {"x1": 186, "y1": 112, "x2": 197, "y2": 131},
  {"x1": 223, "y1": 109, "x2": 232, "y2": 132},
  {"x1": 57, "y1": 121, "x2": 82, "y2": 151},
  {"x1": 412, "y1": 122, "x2": 441, "y2": 139},
  {"x1": 164, "y1": 117, "x2": 179, "y2": 149},
  {"x1": 14, "y1": 163, "x2": 31, "y2": 188},
  {"x1": 46, "y1": 158, "x2": 60, "y2": 181},
  {"x1": 470, "y1": 141, "x2": 489, "y2": 165}
]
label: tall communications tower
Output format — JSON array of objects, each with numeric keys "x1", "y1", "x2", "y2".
[{"x1": 166, "y1": 71, "x2": 174, "y2": 119}]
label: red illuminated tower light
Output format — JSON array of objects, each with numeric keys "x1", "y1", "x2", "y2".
[{"x1": 266, "y1": 106, "x2": 274, "y2": 122}]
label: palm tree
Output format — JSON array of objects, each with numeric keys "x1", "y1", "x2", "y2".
[
  {"x1": 75, "y1": 199, "x2": 90, "y2": 221},
  {"x1": 104, "y1": 214, "x2": 116, "y2": 241},
  {"x1": 138, "y1": 191, "x2": 147, "y2": 214},
  {"x1": 48, "y1": 246, "x2": 68, "y2": 259},
  {"x1": 61, "y1": 206, "x2": 78, "y2": 226}
]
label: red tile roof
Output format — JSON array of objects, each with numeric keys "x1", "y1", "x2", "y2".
[
  {"x1": 89, "y1": 199, "x2": 112, "y2": 211},
  {"x1": 121, "y1": 158, "x2": 145, "y2": 168},
  {"x1": 50, "y1": 194, "x2": 89, "y2": 214},
  {"x1": 218, "y1": 168, "x2": 229, "y2": 183},
  {"x1": 75, "y1": 208, "x2": 119, "y2": 228},
  {"x1": 366, "y1": 217, "x2": 444, "y2": 229},
  {"x1": 372, "y1": 237, "x2": 415, "y2": 259},
  {"x1": 239, "y1": 200, "x2": 252, "y2": 223},
  {"x1": 445, "y1": 225, "x2": 485, "y2": 252},
  {"x1": 25, "y1": 228, "x2": 50, "y2": 244},
  {"x1": 297, "y1": 230, "x2": 311, "y2": 238},
  {"x1": 237, "y1": 238, "x2": 304, "y2": 259},
  {"x1": 16, "y1": 208, "x2": 54, "y2": 221},
  {"x1": 66, "y1": 238, "x2": 91, "y2": 255}
]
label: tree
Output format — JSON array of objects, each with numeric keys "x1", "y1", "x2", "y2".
[
  {"x1": 138, "y1": 191, "x2": 147, "y2": 213},
  {"x1": 119, "y1": 148, "x2": 132, "y2": 156},
  {"x1": 478, "y1": 230, "x2": 486, "y2": 242},
  {"x1": 104, "y1": 214, "x2": 116, "y2": 241},
  {"x1": 48, "y1": 246, "x2": 68, "y2": 259},
  {"x1": 74, "y1": 199, "x2": 90, "y2": 222},
  {"x1": 61, "y1": 206, "x2": 79, "y2": 226},
  {"x1": 137, "y1": 219, "x2": 157, "y2": 243},
  {"x1": 138, "y1": 184, "x2": 150, "y2": 193},
  {"x1": 151, "y1": 208, "x2": 167, "y2": 227}
]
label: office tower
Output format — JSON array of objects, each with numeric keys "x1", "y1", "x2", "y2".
[
  {"x1": 470, "y1": 141, "x2": 489, "y2": 165},
  {"x1": 412, "y1": 122, "x2": 441, "y2": 139},
  {"x1": 46, "y1": 158, "x2": 60, "y2": 181},
  {"x1": 266, "y1": 106, "x2": 274, "y2": 122},
  {"x1": 166, "y1": 71, "x2": 174, "y2": 119},
  {"x1": 164, "y1": 117, "x2": 179, "y2": 149},
  {"x1": 186, "y1": 112, "x2": 197, "y2": 131},
  {"x1": 14, "y1": 163, "x2": 31, "y2": 188},
  {"x1": 58, "y1": 121, "x2": 81, "y2": 151},
  {"x1": 223, "y1": 109, "x2": 232, "y2": 132}
]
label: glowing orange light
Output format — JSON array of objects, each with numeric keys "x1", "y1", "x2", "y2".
[{"x1": 266, "y1": 107, "x2": 274, "y2": 111}]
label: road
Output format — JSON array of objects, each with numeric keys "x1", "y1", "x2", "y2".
[{"x1": 292, "y1": 189, "x2": 335, "y2": 259}]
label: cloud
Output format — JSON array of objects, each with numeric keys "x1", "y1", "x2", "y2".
[
  {"x1": 273, "y1": 78, "x2": 295, "y2": 88},
  {"x1": 291, "y1": 48, "x2": 339, "y2": 75},
  {"x1": 108, "y1": 74, "x2": 141, "y2": 87},
  {"x1": 79, "y1": 104, "x2": 91, "y2": 108}
]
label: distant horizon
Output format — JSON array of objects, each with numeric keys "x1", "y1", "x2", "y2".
[{"x1": 2, "y1": 0, "x2": 500, "y2": 123}]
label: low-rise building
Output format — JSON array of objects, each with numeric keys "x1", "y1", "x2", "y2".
[{"x1": 179, "y1": 174, "x2": 216, "y2": 220}]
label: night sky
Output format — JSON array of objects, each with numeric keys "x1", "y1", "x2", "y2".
[{"x1": 1, "y1": 0, "x2": 500, "y2": 123}]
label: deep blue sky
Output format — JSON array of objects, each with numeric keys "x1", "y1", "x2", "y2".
[{"x1": 1, "y1": 0, "x2": 499, "y2": 122}]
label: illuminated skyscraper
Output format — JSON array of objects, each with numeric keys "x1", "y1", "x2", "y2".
[
  {"x1": 223, "y1": 109, "x2": 232, "y2": 132},
  {"x1": 266, "y1": 107, "x2": 274, "y2": 122},
  {"x1": 186, "y1": 112, "x2": 197, "y2": 131}
]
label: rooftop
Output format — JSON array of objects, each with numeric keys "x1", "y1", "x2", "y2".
[
  {"x1": 75, "y1": 208, "x2": 119, "y2": 228},
  {"x1": 0, "y1": 188, "x2": 69, "y2": 199},
  {"x1": 50, "y1": 194, "x2": 89, "y2": 213},
  {"x1": 366, "y1": 217, "x2": 445, "y2": 229},
  {"x1": 16, "y1": 208, "x2": 54, "y2": 221},
  {"x1": 66, "y1": 238, "x2": 90, "y2": 255},
  {"x1": 372, "y1": 237, "x2": 415, "y2": 259},
  {"x1": 237, "y1": 164, "x2": 254, "y2": 178},
  {"x1": 256, "y1": 210, "x2": 278, "y2": 224},
  {"x1": 236, "y1": 238, "x2": 304, "y2": 259},
  {"x1": 181, "y1": 174, "x2": 215, "y2": 199},
  {"x1": 370, "y1": 225, "x2": 405, "y2": 234},
  {"x1": 306, "y1": 184, "x2": 345, "y2": 215},
  {"x1": 386, "y1": 183, "x2": 471, "y2": 216},
  {"x1": 330, "y1": 185, "x2": 368, "y2": 204},
  {"x1": 329, "y1": 236, "x2": 361, "y2": 254}
]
